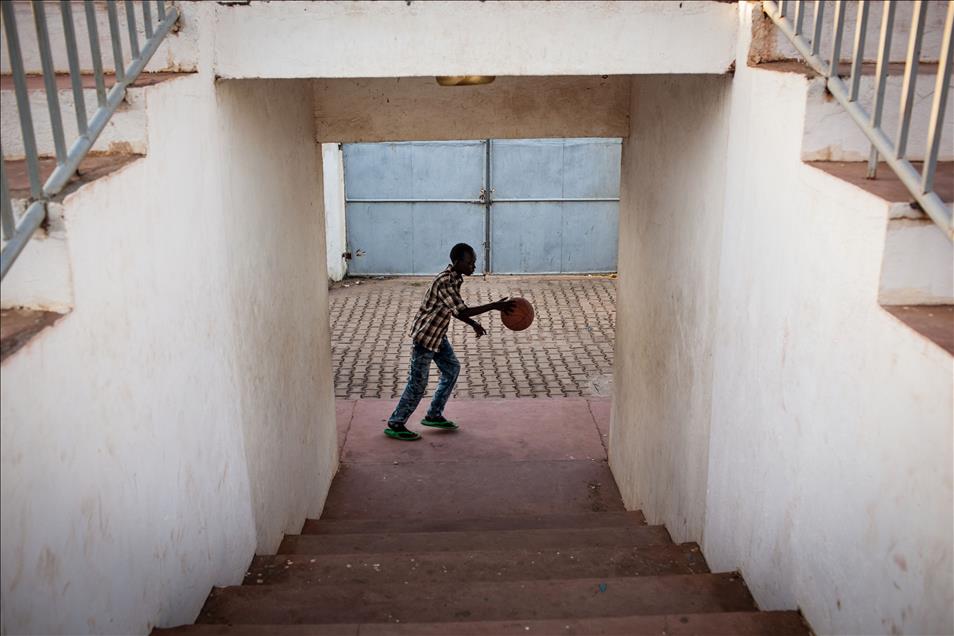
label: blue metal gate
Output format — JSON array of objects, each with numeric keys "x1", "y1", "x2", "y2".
[{"x1": 344, "y1": 138, "x2": 620, "y2": 275}]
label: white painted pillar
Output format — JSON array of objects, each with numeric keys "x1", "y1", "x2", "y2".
[{"x1": 321, "y1": 142, "x2": 347, "y2": 281}]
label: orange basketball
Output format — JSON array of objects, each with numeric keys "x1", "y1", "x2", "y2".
[{"x1": 501, "y1": 297, "x2": 535, "y2": 331}]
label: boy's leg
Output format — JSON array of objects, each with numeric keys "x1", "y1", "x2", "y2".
[
  {"x1": 426, "y1": 337, "x2": 460, "y2": 420},
  {"x1": 387, "y1": 343, "x2": 433, "y2": 429}
]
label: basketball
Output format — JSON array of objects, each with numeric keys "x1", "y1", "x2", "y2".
[{"x1": 501, "y1": 297, "x2": 535, "y2": 331}]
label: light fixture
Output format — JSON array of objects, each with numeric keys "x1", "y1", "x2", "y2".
[{"x1": 435, "y1": 76, "x2": 496, "y2": 86}]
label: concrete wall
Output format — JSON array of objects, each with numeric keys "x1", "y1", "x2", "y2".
[
  {"x1": 0, "y1": 70, "x2": 337, "y2": 635},
  {"x1": 703, "y1": 8, "x2": 953, "y2": 634},
  {"x1": 215, "y1": 1, "x2": 737, "y2": 78},
  {"x1": 610, "y1": 7, "x2": 952, "y2": 634},
  {"x1": 610, "y1": 74, "x2": 732, "y2": 543},
  {"x1": 322, "y1": 143, "x2": 348, "y2": 282},
  {"x1": 313, "y1": 76, "x2": 630, "y2": 142}
]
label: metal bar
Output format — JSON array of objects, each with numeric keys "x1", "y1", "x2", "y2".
[
  {"x1": 344, "y1": 197, "x2": 622, "y2": 204},
  {"x1": 921, "y1": 0, "x2": 954, "y2": 193},
  {"x1": 60, "y1": 0, "x2": 89, "y2": 135},
  {"x1": 794, "y1": 0, "x2": 805, "y2": 36},
  {"x1": 2, "y1": 1, "x2": 43, "y2": 198},
  {"x1": 828, "y1": 76, "x2": 953, "y2": 237},
  {"x1": 484, "y1": 139, "x2": 492, "y2": 274},
  {"x1": 142, "y1": 0, "x2": 153, "y2": 38},
  {"x1": 33, "y1": 0, "x2": 69, "y2": 163},
  {"x1": 124, "y1": 0, "x2": 140, "y2": 59},
  {"x1": 0, "y1": 201, "x2": 46, "y2": 280},
  {"x1": 347, "y1": 198, "x2": 484, "y2": 204},
  {"x1": 42, "y1": 7, "x2": 178, "y2": 197},
  {"x1": 492, "y1": 197, "x2": 622, "y2": 203},
  {"x1": 810, "y1": 0, "x2": 825, "y2": 56},
  {"x1": 85, "y1": 0, "x2": 108, "y2": 107},
  {"x1": 778, "y1": 0, "x2": 788, "y2": 19},
  {"x1": 896, "y1": 0, "x2": 928, "y2": 158},
  {"x1": 0, "y1": 155, "x2": 15, "y2": 241},
  {"x1": 867, "y1": 0, "x2": 897, "y2": 178},
  {"x1": 106, "y1": 1, "x2": 125, "y2": 82},
  {"x1": 157, "y1": 0, "x2": 166, "y2": 20},
  {"x1": 828, "y1": 0, "x2": 846, "y2": 77},
  {"x1": 849, "y1": 0, "x2": 870, "y2": 102}
]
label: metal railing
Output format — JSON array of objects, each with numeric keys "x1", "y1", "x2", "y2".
[
  {"x1": 763, "y1": 0, "x2": 954, "y2": 240},
  {"x1": 0, "y1": 0, "x2": 179, "y2": 280}
]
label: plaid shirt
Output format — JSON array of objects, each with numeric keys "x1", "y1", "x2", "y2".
[{"x1": 410, "y1": 266, "x2": 468, "y2": 351}]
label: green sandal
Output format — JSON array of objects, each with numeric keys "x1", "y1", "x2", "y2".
[
  {"x1": 384, "y1": 427, "x2": 422, "y2": 441},
  {"x1": 421, "y1": 417, "x2": 459, "y2": 430}
]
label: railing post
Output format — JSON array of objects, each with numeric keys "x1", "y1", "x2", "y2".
[
  {"x1": 33, "y1": 0, "x2": 68, "y2": 164},
  {"x1": 106, "y1": 1, "x2": 126, "y2": 82},
  {"x1": 85, "y1": 0, "x2": 109, "y2": 108},
  {"x1": 896, "y1": 0, "x2": 928, "y2": 158},
  {"x1": 1, "y1": 1, "x2": 43, "y2": 199},
  {"x1": 828, "y1": 1, "x2": 846, "y2": 77},
  {"x1": 921, "y1": 0, "x2": 954, "y2": 194},
  {"x1": 867, "y1": 0, "x2": 898, "y2": 178},
  {"x1": 60, "y1": 0, "x2": 89, "y2": 136},
  {"x1": 849, "y1": 0, "x2": 870, "y2": 102}
]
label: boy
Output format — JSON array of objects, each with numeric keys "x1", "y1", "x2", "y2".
[{"x1": 385, "y1": 243, "x2": 514, "y2": 441}]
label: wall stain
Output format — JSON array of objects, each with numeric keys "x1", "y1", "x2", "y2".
[{"x1": 36, "y1": 546, "x2": 61, "y2": 588}]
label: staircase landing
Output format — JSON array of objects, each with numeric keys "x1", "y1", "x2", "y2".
[{"x1": 156, "y1": 398, "x2": 810, "y2": 634}]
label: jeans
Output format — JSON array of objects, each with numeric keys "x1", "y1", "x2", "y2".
[{"x1": 388, "y1": 337, "x2": 460, "y2": 427}]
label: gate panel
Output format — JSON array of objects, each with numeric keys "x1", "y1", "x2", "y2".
[
  {"x1": 411, "y1": 203, "x2": 486, "y2": 274},
  {"x1": 345, "y1": 202, "x2": 415, "y2": 274},
  {"x1": 561, "y1": 202, "x2": 619, "y2": 272},
  {"x1": 344, "y1": 141, "x2": 485, "y2": 275},
  {"x1": 489, "y1": 138, "x2": 620, "y2": 274},
  {"x1": 491, "y1": 202, "x2": 563, "y2": 273}
]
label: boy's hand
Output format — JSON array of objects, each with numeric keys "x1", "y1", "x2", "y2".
[
  {"x1": 493, "y1": 297, "x2": 516, "y2": 314},
  {"x1": 472, "y1": 322, "x2": 487, "y2": 338}
]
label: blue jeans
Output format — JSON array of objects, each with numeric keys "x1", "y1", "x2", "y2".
[{"x1": 388, "y1": 338, "x2": 460, "y2": 427}]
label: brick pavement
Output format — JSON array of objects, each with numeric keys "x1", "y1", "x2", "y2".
[{"x1": 329, "y1": 276, "x2": 616, "y2": 400}]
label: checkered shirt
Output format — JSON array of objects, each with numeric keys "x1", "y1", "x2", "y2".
[{"x1": 410, "y1": 266, "x2": 468, "y2": 352}]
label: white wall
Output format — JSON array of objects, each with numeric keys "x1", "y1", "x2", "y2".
[
  {"x1": 610, "y1": 74, "x2": 732, "y2": 543},
  {"x1": 322, "y1": 143, "x2": 347, "y2": 282},
  {"x1": 704, "y1": 5, "x2": 953, "y2": 635},
  {"x1": 313, "y1": 76, "x2": 631, "y2": 142},
  {"x1": 215, "y1": 1, "x2": 737, "y2": 78},
  {"x1": 0, "y1": 70, "x2": 337, "y2": 636}
]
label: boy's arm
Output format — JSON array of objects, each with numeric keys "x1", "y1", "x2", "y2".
[
  {"x1": 454, "y1": 314, "x2": 487, "y2": 338},
  {"x1": 457, "y1": 298, "x2": 515, "y2": 319}
]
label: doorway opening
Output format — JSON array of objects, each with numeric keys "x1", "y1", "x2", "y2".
[{"x1": 326, "y1": 137, "x2": 622, "y2": 406}]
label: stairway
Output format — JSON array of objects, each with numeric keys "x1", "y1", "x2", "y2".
[{"x1": 156, "y1": 398, "x2": 810, "y2": 635}]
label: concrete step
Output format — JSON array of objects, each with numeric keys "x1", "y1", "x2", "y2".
[
  {"x1": 1, "y1": 153, "x2": 142, "y2": 312},
  {"x1": 156, "y1": 610, "x2": 811, "y2": 634},
  {"x1": 246, "y1": 543, "x2": 709, "y2": 586},
  {"x1": 1, "y1": 72, "x2": 189, "y2": 158},
  {"x1": 302, "y1": 511, "x2": 647, "y2": 535},
  {"x1": 804, "y1": 160, "x2": 953, "y2": 311},
  {"x1": 755, "y1": 61, "x2": 954, "y2": 163},
  {"x1": 320, "y1": 460, "x2": 625, "y2": 520},
  {"x1": 883, "y1": 305, "x2": 954, "y2": 356},
  {"x1": 197, "y1": 574, "x2": 757, "y2": 625},
  {"x1": 879, "y1": 218, "x2": 953, "y2": 306},
  {"x1": 0, "y1": 308, "x2": 66, "y2": 363},
  {"x1": 278, "y1": 525, "x2": 671, "y2": 555}
]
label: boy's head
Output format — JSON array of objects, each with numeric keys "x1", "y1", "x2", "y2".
[{"x1": 450, "y1": 243, "x2": 477, "y2": 276}]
